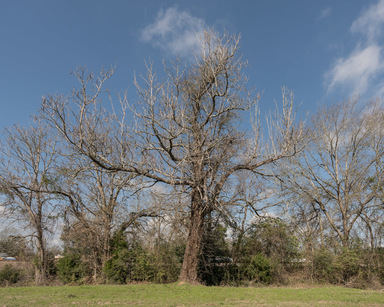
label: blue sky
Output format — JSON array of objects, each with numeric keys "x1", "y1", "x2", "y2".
[{"x1": 1, "y1": 0, "x2": 384, "y2": 130}]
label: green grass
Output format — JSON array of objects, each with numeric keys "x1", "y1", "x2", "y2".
[{"x1": 0, "y1": 284, "x2": 383, "y2": 306}]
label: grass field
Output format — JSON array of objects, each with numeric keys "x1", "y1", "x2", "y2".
[{"x1": 0, "y1": 284, "x2": 383, "y2": 306}]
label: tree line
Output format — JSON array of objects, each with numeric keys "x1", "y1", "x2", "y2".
[{"x1": 0, "y1": 32, "x2": 383, "y2": 287}]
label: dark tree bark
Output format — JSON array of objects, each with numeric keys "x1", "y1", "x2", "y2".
[{"x1": 179, "y1": 189, "x2": 206, "y2": 284}]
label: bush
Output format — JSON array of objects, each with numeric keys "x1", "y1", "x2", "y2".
[
  {"x1": 240, "y1": 253, "x2": 273, "y2": 285},
  {"x1": 312, "y1": 248, "x2": 364, "y2": 285},
  {"x1": 313, "y1": 249, "x2": 335, "y2": 282},
  {"x1": 104, "y1": 249, "x2": 130, "y2": 284},
  {"x1": 151, "y1": 243, "x2": 182, "y2": 284},
  {"x1": 333, "y1": 248, "x2": 360, "y2": 284},
  {"x1": 239, "y1": 217, "x2": 300, "y2": 283},
  {"x1": 104, "y1": 244, "x2": 156, "y2": 284},
  {"x1": 379, "y1": 268, "x2": 384, "y2": 285},
  {"x1": 198, "y1": 222, "x2": 233, "y2": 286},
  {"x1": 0, "y1": 264, "x2": 22, "y2": 285},
  {"x1": 56, "y1": 253, "x2": 85, "y2": 284},
  {"x1": 128, "y1": 245, "x2": 156, "y2": 282},
  {"x1": 199, "y1": 261, "x2": 237, "y2": 286}
]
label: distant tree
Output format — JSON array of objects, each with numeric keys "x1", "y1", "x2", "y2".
[
  {"x1": 55, "y1": 163, "x2": 136, "y2": 281},
  {"x1": 277, "y1": 99, "x2": 384, "y2": 248},
  {"x1": 0, "y1": 121, "x2": 61, "y2": 285},
  {"x1": 0, "y1": 229, "x2": 33, "y2": 260}
]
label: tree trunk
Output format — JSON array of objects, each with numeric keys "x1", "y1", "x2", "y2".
[
  {"x1": 35, "y1": 267, "x2": 45, "y2": 286},
  {"x1": 35, "y1": 228, "x2": 47, "y2": 285},
  {"x1": 179, "y1": 190, "x2": 206, "y2": 284},
  {"x1": 341, "y1": 233, "x2": 349, "y2": 248},
  {"x1": 319, "y1": 215, "x2": 324, "y2": 249},
  {"x1": 35, "y1": 219, "x2": 48, "y2": 286},
  {"x1": 101, "y1": 224, "x2": 111, "y2": 280}
]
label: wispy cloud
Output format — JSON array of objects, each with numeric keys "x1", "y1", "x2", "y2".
[
  {"x1": 350, "y1": 0, "x2": 384, "y2": 42},
  {"x1": 141, "y1": 7, "x2": 207, "y2": 57},
  {"x1": 325, "y1": 0, "x2": 384, "y2": 96},
  {"x1": 317, "y1": 7, "x2": 331, "y2": 21},
  {"x1": 326, "y1": 45, "x2": 383, "y2": 93}
]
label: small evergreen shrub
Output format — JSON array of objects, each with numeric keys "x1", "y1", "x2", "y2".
[
  {"x1": 241, "y1": 253, "x2": 273, "y2": 284},
  {"x1": 104, "y1": 249, "x2": 131, "y2": 284},
  {"x1": 104, "y1": 244, "x2": 156, "y2": 283},
  {"x1": 151, "y1": 243, "x2": 181, "y2": 283},
  {"x1": 56, "y1": 253, "x2": 85, "y2": 284},
  {"x1": 128, "y1": 245, "x2": 156, "y2": 282}
]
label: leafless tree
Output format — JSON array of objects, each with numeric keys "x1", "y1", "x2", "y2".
[
  {"x1": 0, "y1": 121, "x2": 61, "y2": 285},
  {"x1": 42, "y1": 31, "x2": 305, "y2": 284},
  {"x1": 55, "y1": 164, "x2": 136, "y2": 280},
  {"x1": 277, "y1": 99, "x2": 384, "y2": 248},
  {"x1": 50, "y1": 131, "x2": 160, "y2": 280},
  {"x1": 0, "y1": 228, "x2": 33, "y2": 261}
]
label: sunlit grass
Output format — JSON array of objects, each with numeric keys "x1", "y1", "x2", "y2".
[{"x1": 1, "y1": 284, "x2": 383, "y2": 306}]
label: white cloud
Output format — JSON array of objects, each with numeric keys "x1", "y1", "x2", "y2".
[
  {"x1": 141, "y1": 7, "x2": 207, "y2": 57},
  {"x1": 325, "y1": 0, "x2": 384, "y2": 96},
  {"x1": 350, "y1": 0, "x2": 384, "y2": 42},
  {"x1": 327, "y1": 45, "x2": 383, "y2": 93}
]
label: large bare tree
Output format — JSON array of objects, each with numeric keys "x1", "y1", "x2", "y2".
[
  {"x1": 42, "y1": 31, "x2": 304, "y2": 284},
  {"x1": 0, "y1": 121, "x2": 60, "y2": 285}
]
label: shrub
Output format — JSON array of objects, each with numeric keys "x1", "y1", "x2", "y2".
[
  {"x1": 104, "y1": 249, "x2": 131, "y2": 284},
  {"x1": 313, "y1": 248, "x2": 364, "y2": 285},
  {"x1": 198, "y1": 222, "x2": 233, "y2": 286},
  {"x1": 0, "y1": 264, "x2": 22, "y2": 285},
  {"x1": 379, "y1": 268, "x2": 384, "y2": 285},
  {"x1": 128, "y1": 245, "x2": 156, "y2": 282},
  {"x1": 333, "y1": 248, "x2": 360, "y2": 284},
  {"x1": 313, "y1": 249, "x2": 335, "y2": 282},
  {"x1": 56, "y1": 253, "x2": 85, "y2": 284},
  {"x1": 240, "y1": 253, "x2": 273, "y2": 285},
  {"x1": 151, "y1": 243, "x2": 182, "y2": 284},
  {"x1": 104, "y1": 243, "x2": 156, "y2": 284}
]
